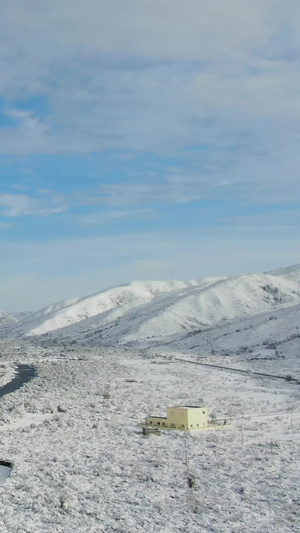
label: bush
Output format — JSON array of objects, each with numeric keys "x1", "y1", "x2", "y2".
[{"x1": 187, "y1": 474, "x2": 196, "y2": 488}]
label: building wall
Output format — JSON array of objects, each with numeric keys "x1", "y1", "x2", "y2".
[
  {"x1": 186, "y1": 407, "x2": 208, "y2": 429},
  {"x1": 146, "y1": 416, "x2": 167, "y2": 427},
  {"x1": 167, "y1": 407, "x2": 189, "y2": 425}
]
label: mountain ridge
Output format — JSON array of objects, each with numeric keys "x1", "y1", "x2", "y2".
[{"x1": 2, "y1": 266, "x2": 299, "y2": 353}]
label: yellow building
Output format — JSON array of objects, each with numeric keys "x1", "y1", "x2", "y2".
[{"x1": 145, "y1": 406, "x2": 208, "y2": 431}]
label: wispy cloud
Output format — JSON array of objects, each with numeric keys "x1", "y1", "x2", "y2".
[
  {"x1": 78, "y1": 208, "x2": 153, "y2": 225},
  {"x1": 0, "y1": 193, "x2": 65, "y2": 217}
]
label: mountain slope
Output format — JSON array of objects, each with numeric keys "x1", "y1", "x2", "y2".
[
  {"x1": 267, "y1": 263, "x2": 300, "y2": 282},
  {"x1": 65, "y1": 272, "x2": 299, "y2": 348},
  {"x1": 3, "y1": 269, "x2": 299, "y2": 352},
  {"x1": 0, "y1": 311, "x2": 17, "y2": 327},
  {"x1": 2, "y1": 279, "x2": 206, "y2": 338}
]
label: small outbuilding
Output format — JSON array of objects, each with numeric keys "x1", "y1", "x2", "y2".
[
  {"x1": 142, "y1": 426, "x2": 161, "y2": 436},
  {"x1": 145, "y1": 405, "x2": 208, "y2": 431}
]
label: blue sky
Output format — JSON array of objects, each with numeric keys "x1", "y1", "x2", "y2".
[{"x1": 0, "y1": 0, "x2": 299, "y2": 311}]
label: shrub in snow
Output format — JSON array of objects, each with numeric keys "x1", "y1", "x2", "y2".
[
  {"x1": 57, "y1": 405, "x2": 67, "y2": 413},
  {"x1": 187, "y1": 474, "x2": 196, "y2": 489},
  {"x1": 59, "y1": 495, "x2": 71, "y2": 512},
  {"x1": 102, "y1": 386, "x2": 111, "y2": 400}
]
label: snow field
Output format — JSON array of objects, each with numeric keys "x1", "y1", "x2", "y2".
[
  {"x1": 0, "y1": 265, "x2": 299, "y2": 531},
  {"x1": 0, "y1": 341, "x2": 299, "y2": 532}
]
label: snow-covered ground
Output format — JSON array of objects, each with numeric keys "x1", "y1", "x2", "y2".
[
  {"x1": 0, "y1": 338, "x2": 299, "y2": 532},
  {"x1": 0, "y1": 312, "x2": 17, "y2": 327},
  {"x1": 0, "y1": 265, "x2": 299, "y2": 531},
  {"x1": 0, "y1": 363, "x2": 17, "y2": 388}
]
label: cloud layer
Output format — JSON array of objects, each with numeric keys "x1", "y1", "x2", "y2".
[
  {"x1": 0, "y1": 1, "x2": 300, "y2": 309},
  {"x1": 0, "y1": 0, "x2": 299, "y2": 156}
]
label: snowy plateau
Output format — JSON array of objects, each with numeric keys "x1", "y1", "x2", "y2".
[{"x1": 0, "y1": 265, "x2": 299, "y2": 532}]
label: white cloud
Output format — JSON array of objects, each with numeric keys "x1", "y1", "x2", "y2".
[
  {"x1": 0, "y1": 109, "x2": 49, "y2": 155},
  {"x1": 0, "y1": 193, "x2": 65, "y2": 217},
  {"x1": 0, "y1": 194, "x2": 38, "y2": 216}
]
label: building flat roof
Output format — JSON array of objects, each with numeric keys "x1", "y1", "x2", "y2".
[
  {"x1": 147, "y1": 416, "x2": 167, "y2": 419},
  {"x1": 174, "y1": 406, "x2": 206, "y2": 410}
]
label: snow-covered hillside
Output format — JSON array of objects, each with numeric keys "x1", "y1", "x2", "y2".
[
  {"x1": 1, "y1": 268, "x2": 300, "y2": 351},
  {"x1": 0, "y1": 311, "x2": 17, "y2": 327},
  {"x1": 2, "y1": 280, "x2": 203, "y2": 339},
  {"x1": 267, "y1": 263, "x2": 300, "y2": 282}
]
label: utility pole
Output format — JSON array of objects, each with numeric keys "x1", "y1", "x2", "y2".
[
  {"x1": 184, "y1": 437, "x2": 188, "y2": 468},
  {"x1": 241, "y1": 417, "x2": 244, "y2": 448}
]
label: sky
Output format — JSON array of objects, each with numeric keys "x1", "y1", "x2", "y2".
[{"x1": 0, "y1": 0, "x2": 300, "y2": 311}]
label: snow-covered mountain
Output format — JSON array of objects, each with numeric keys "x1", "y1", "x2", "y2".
[
  {"x1": 267, "y1": 263, "x2": 300, "y2": 282},
  {"x1": 2, "y1": 265, "x2": 299, "y2": 351},
  {"x1": 0, "y1": 311, "x2": 17, "y2": 327},
  {"x1": 2, "y1": 280, "x2": 203, "y2": 338}
]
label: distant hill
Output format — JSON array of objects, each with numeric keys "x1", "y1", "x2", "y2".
[
  {"x1": 267, "y1": 263, "x2": 300, "y2": 282},
  {"x1": 0, "y1": 311, "x2": 17, "y2": 327},
  {"x1": 2, "y1": 280, "x2": 203, "y2": 339},
  {"x1": 12, "y1": 311, "x2": 32, "y2": 321},
  {"x1": 2, "y1": 266, "x2": 299, "y2": 354}
]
